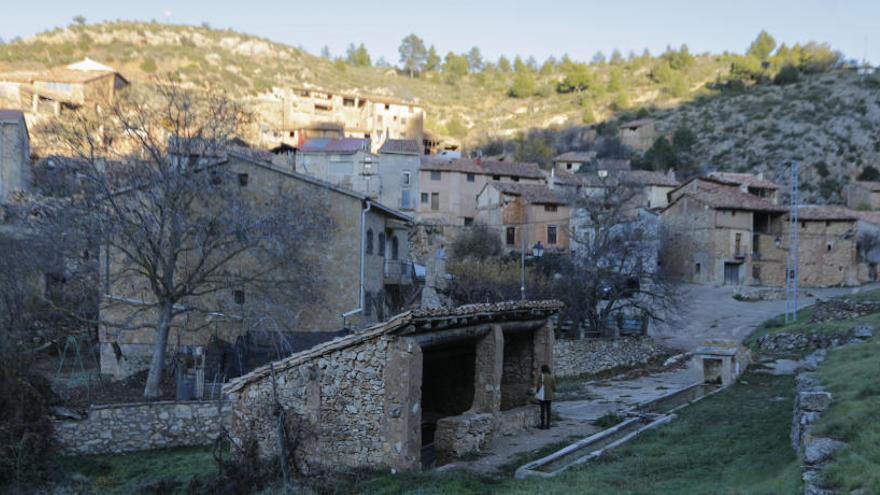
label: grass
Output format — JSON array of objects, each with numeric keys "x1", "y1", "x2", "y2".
[
  {"x1": 745, "y1": 288, "x2": 880, "y2": 351},
  {"x1": 60, "y1": 446, "x2": 217, "y2": 495},
  {"x1": 815, "y1": 337, "x2": 880, "y2": 493},
  {"x1": 352, "y1": 372, "x2": 799, "y2": 494}
]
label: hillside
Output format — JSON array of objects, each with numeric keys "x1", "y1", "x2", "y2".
[{"x1": 1, "y1": 22, "x2": 873, "y2": 201}]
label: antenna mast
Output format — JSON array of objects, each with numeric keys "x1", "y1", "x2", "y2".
[{"x1": 785, "y1": 161, "x2": 799, "y2": 323}]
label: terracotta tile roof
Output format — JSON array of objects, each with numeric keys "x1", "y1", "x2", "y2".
[
  {"x1": 676, "y1": 188, "x2": 786, "y2": 212},
  {"x1": 488, "y1": 181, "x2": 571, "y2": 205},
  {"x1": 550, "y1": 170, "x2": 607, "y2": 187},
  {"x1": 851, "y1": 181, "x2": 880, "y2": 192},
  {"x1": 622, "y1": 170, "x2": 679, "y2": 187},
  {"x1": 853, "y1": 210, "x2": 880, "y2": 225},
  {"x1": 554, "y1": 151, "x2": 595, "y2": 162},
  {"x1": 795, "y1": 205, "x2": 858, "y2": 221},
  {"x1": 709, "y1": 172, "x2": 780, "y2": 190},
  {"x1": 224, "y1": 299, "x2": 563, "y2": 394},
  {"x1": 379, "y1": 139, "x2": 420, "y2": 155},
  {"x1": 300, "y1": 138, "x2": 370, "y2": 154},
  {"x1": 420, "y1": 158, "x2": 545, "y2": 179}
]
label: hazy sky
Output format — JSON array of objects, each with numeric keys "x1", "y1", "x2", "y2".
[{"x1": 1, "y1": 0, "x2": 878, "y2": 64}]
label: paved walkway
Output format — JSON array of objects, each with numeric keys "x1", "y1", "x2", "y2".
[{"x1": 451, "y1": 283, "x2": 878, "y2": 475}]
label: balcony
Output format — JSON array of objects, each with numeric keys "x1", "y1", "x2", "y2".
[{"x1": 384, "y1": 260, "x2": 413, "y2": 286}]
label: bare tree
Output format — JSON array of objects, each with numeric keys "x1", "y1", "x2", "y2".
[
  {"x1": 40, "y1": 78, "x2": 329, "y2": 398},
  {"x1": 561, "y1": 177, "x2": 681, "y2": 337}
]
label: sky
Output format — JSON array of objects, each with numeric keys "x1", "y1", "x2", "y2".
[{"x1": 1, "y1": 0, "x2": 879, "y2": 64}]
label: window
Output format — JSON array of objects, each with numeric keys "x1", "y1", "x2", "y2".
[
  {"x1": 544, "y1": 205, "x2": 557, "y2": 212},
  {"x1": 506, "y1": 227, "x2": 516, "y2": 245},
  {"x1": 801, "y1": 222, "x2": 807, "y2": 229},
  {"x1": 364, "y1": 292, "x2": 372, "y2": 317},
  {"x1": 493, "y1": 175, "x2": 501, "y2": 180},
  {"x1": 391, "y1": 236, "x2": 399, "y2": 260},
  {"x1": 512, "y1": 177, "x2": 520, "y2": 182},
  {"x1": 731, "y1": 211, "x2": 736, "y2": 216},
  {"x1": 431, "y1": 193, "x2": 440, "y2": 211},
  {"x1": 314, "y1": 103, "x2": 331, "y2": 112},
  {"x1": 430, "y1": 170, "x2": 442, "y2": 181},
  {"x1": 421, "y1": 192, "x2": 429, "y2": 204},
  {"x1": 234, "y1": 290, "x2": 245, "y2": 305},
  {"x1": 378, "y1": 233, "x2": 386, "y2": 256},
  {"x1": 463, "y1": 217, "x2": 474, "y2": 226},
  {"x1": 343, "y1": 97, "x2": 355, "y2": 107},
  {"x1": 466, "y1": 173, "x2": 475, "y2": 182},
  {"x1": 547, "y1": 225, "x2": 558, "y2": 245},
  {"x1": 826, "y1": 241, "x2": 833, "y2": 252},
  {"x1": 402, "y1": 171, "x2": 412, "y2": 185},
  {"x1": 752, "y1": 265, "x2": 761, "y2": 280},
  {"x1": 384, "y1": 104, "x2": 390, "y2": 110},
  {"x1": 210, "y1": 171, "x2": 222, "y2": 185},
  {"x1": 695, "y1": 263, "x2": 702, "y2": 274},
  {"x1": 366, "y1": 229, "x2": 374, "y2": 254},
  {"x1": 825, "y1": 221, "x2": 831, "y2": 227},
  {"x1": 401, "y1": 190, "x2": 411, "y2": 209},
  {"x1": 566, "y1": 163, "x2": 573, "y2": 170},
  {"x1": 238, "y1": 173, "x2": 249, "y2": 186}
]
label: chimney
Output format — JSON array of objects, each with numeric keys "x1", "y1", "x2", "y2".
[
  {"x1": 667, "y1": 169, "x2": 676, "y2": 181},
  {"x1": 549, "y1": 168, "x2": 556, "y2": 190}
]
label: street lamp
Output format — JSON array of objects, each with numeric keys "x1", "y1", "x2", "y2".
[{"x1": 532, "y1": 241, "x2": 545, "y2": 258}]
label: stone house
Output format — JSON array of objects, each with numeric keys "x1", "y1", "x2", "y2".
[
  {"x1": 621, "y1": 170, "x2": 679, "y2": 210},
  {"x1": 0, "y1": 59, "x2": 128, "y2": 118},
  {"x1": 250, "y1": 86, "x2": 424, "y2": 153},
  {"x1": 99, "y1": 149, "x2": 414, "y2": 379},
  {"x1": 618, "y1": 118, "x2": 655, "y2": 152},
  {"x1": 0, "y1": 109, "x2": 30, "y2": 203},
  {"x1": 845, "y1": 180, "x2": 880, "y2": 210},
  {"x1": 552, "y1": 151, "x2": 596, "y2": 174},
  {"x1": 661, "y1": 179, "x2": 786, "y2": 285},
  {"x1": 417, "y1": 158, "x2": 545, "y2": 226},
  {"x1": 707, "y1": 172, "x2": 781, "y2": 204},
  {"x1": 751, "y1": 206, "x2": 860, "y2": 287},
  {"x1": 476, "y1": 182, "x2": 572, "y2": 253},
  {"x1": 223, "y1": 300, "x2": 560, "y2": 471},
  {"x1": 377, "y1": 139, "x2": 421, "y2": 212},
  {"x1": 295, "y1": 138, "x2": 379, "y2": 196}
]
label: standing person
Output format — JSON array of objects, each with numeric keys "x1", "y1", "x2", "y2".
[{"x1": 534, "y1": 364, "x2": 556, "y2": 429}]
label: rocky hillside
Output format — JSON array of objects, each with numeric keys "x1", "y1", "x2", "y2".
[{"x1": 653, "y1": 71, "x2": 880, "y2": 203}]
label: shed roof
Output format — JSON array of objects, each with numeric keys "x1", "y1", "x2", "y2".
[
  {"x1": 553, "y1": 151, "x2": 595, "y2": 162},
  {"x1": 793, "y1": 205, "x2": 858, "y2": 221},
  {"x1": 669, "y1": 187, "x2": 786, "y2": 213},
  {"x1": 223, "y1": 300, "x2": 563, "y2": 394},
  {"x1": 300, "y1": 138, "x2": 370, "y2": 154},
  {"x1": 708, "y1": 172, "x2": 780, "y2": 190},
  {"x1": 379, "y1": 139, "x2": 420, "y2": 155}
]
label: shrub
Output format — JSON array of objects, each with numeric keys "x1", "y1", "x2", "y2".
[
  {"x1": 0, "y1": 362, "x2": 55, "y2": 487},
  {"x1": 773, "y1": 64, "x2": 800, "y2": 85},
  {"x1": 140, "y1": 57, "x2": 157, "y2": 73},
  {"x1": 450, "y1": 223, "x2": 502, "y2": 260}
]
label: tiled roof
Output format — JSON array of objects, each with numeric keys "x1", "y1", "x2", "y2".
[
  {"x1": 622, "y1": 170, "x2": 679, "y2": 187},
  {"x1": 420, "y1": 158, "x2": 545, "y2": 179},
  {"x1": 852, "y1": 181, "x2": 880, "y2": 192},
  {"x1": 675, "y1": 188, "x2": 786, "y2": 212},
  {"x1": 36, "y1": 68, "x2": 118, "y2": 84},
  {"x1": 224, "y1": 299, "x2": 563, "y2": 394},
  {"x1": 554, "y1": 151, "x2": 596, "y2": 162},
  {"x1": 794, "y1": 205, "x2": 858, "y2": 221},
  {"x1": 709, "y1": 172, "x2": 780, "y2": 190},
  {"x1": 488, "y1": 181, "x2": 571, "y2": 205},
  {"x1": 853, "y1": 210, "x2": 880, "y2": 225},
  {"x1": 550, "y1": 170, "x2": 607, "y2": 187},
  {"x1": 300, "y1": 138, "x2": 370, "y2": 154},
  {"x1": 379, "y1": 139, "x2": 420, "y2": 155}
]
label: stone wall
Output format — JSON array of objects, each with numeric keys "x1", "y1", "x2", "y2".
[
  {"x1": 756, "y1": 324, "x2": 873, "y2": 353},
  {"x1": 554, "y1": 336, "x2": 661, "y2": 378},
  {"x1": 53, "y1": 400, "x2": 229, "y2": 455},
  {"x1": 227, "y1": 336, "x2": 392, "y2": 472},
  {"x1": 810, "y1": 299, "x2": 880, "y2": 323},
  {"x1": 791, "y1": 350, "x2": 846, "y2": 494}
]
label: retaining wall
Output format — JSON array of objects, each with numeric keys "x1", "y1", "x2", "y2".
[
  {"x1": 54, "y1": 400, "x2": 230, "y2": 455},
  {"x1": 554, "y1": 336, "x2": 661, "y2": 378}
]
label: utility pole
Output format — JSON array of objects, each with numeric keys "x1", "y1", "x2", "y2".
[
  {"x1": 785, "y1": 161, "x2": 800, "y2": 323},
  {"x1": 520, "y1": 226, "x2": 526, "y2": 300}
]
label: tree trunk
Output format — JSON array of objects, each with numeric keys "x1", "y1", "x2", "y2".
[{"x1": 144, "y1": 300, "x2": 174, "y2": 398}]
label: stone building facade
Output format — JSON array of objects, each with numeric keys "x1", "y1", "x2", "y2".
[
  {"x1": 0, "y1": 109, "x2": 30, "y2": 203},
  {"x1": 476, "y1": 181, "x2": 572, "y2": 253},
  {"x1": 617, "y1": 118, "x2": 655, "y2": 152},
  {"x1": 250, "y1": 86, "x2": 424, "y2": 153},
  {"x1": 99, "y1": 150, "x2": 413, "y2": 379},
  {"x1": 417, "y1": 157, "x2": 545, "y2": 226},
  {"x1": 845, "y1": 180, "x2": 880, "y2": 210},
  {"x1": 223, "y1": 300, "x2": 560, "y2": 471}
]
